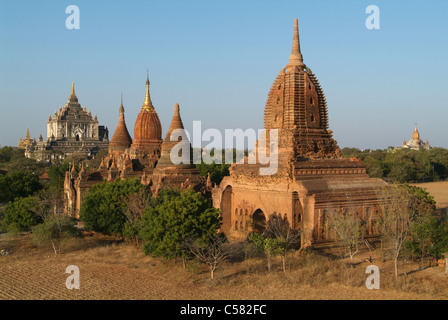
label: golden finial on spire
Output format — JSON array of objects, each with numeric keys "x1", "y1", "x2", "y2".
[
  {"x1": 288, "y1": 18, "x2": 305, "y2": 68},
  {"x1": 412, "y1": 123, "x2": 420, "y2": 140},
  {"x1": 142, "y1": 70, "x2": 154, "y2": 110},
  {"x1": 69, "y1": 82, "x2": 78, "y2": 102}
]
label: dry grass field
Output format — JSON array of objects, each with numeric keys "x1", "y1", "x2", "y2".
[
  {"x1": 1, "y1": 231, "x2": 447, "y2": 300},
  {"x1": 412, "y1": 181, "x2": 448, "y2": 209}
]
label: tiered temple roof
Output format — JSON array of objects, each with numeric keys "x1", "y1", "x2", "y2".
[{"x1": 262, "y1": 19, "x2": 340, "y2": 162}]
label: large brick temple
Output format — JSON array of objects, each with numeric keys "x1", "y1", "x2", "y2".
[{"x1": 211, "y1": 19, "x2": 388, "y2": 245}]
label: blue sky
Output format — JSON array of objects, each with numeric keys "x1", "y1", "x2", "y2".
[{"x1": 0, "y1": 0, "x2": 447, "y2": 150}]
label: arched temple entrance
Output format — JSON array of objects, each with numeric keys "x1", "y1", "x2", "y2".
[
  {"x1": 252, "y1": 209, "x2": 266, "y2": 234},
  {"x1": 292, "y1": 191, "x2": 303, "y2": 230},
  {"x1": 221, "y1": 186, "x2": 233, "y2": 232}
]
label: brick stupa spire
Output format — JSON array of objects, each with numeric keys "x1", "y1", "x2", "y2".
[
  {"x1": 142, "y1": 69, "x2": 154, "y2": 111},
  {"x1": 287, "y1": 18, "x2": 305, "y2": 69},
  {"x1": 152, "y1": 102, "x2": 202, "y2": 192},
  {"x1": 262, "y1": 18, "x2": 341, "y2": 161},
  {"x1": 131, "y1": 73, "x2": 162, "y2": 153},
  {"x1": 68, "y1": 82, "x2": 78, "y2": 103},
  {"x1": 109, "y1": 95, "x2": 132, "y2": 152},
  {"x1": 155, "y1": 103, "x2": 193, "y2": 169}
]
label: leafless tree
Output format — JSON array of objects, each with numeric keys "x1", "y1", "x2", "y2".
[
  {"x1": 123, "y1": 188, "x2": 150, "y2": 246},
  {"x1": 376, "y1": 186, "x2": 413, "y2": 278},
  {"x1": 184, "y1": 234, "x2": 229, "y2": 280},
  {"x1": 264, "y1": 213, "x2": 301, "y2": 273},
  {"x1": 327, "y1": 206, "x2": 365, "y2": 265},
  {"x1": 242, "y1": 240, "x2": 259, "y2": 274},
  {"x1": 34, "y1": 188, "x2": 64, "y2": 221}
]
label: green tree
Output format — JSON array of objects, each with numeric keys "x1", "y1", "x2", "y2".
[
  {"x1": 384, "y1": 150, "x2": 417, "y2": 182},
  {"x1": 195, "y1": 148, "x2": 232, "y2": 185},
  {"x1": 406, "y1": 211, "x2": 437, "y2": 267},
  {"x1": 341, "y1": 147, "x2": 361, "y2": 158},
  {"x1": 399, "y1": 184, "x2": 437, "y2": 210},
  {"x1": 85, "y1": 149, "x2": 109, "y2": 170},
  {"x1": 63, "y1": 152, "x2": 88, "y2": 168},
  {"x1": 263, "y1": 213, "x2": 301, "y2": 272},
  {"x1": 139, "y1": 188, "x2": 222, "y2": 261},
  {"x1": 414, "y1": 150, "x2": 432, "y2": 181},
  {"x1": 196, "y1": 162, "x2": 230, "y2": 185},
  {"x1": 428, "y1": 221, "x2": 448, "y2": 259},
  {"x1": 122, "y1": 188, "x2": 151, "y2": 246},
  {"x1": 1, "y1": 148, "x2": 45, "y2": 173},
  {"x1": 363, "y1": 155, "x2": 385, "y2": 178},
  {"x1": 80, "y1": 178, "x2": 144, "y2": 236},
  {"x1": 400, "y1": 184, "x2": 448, "y2": 261},
  {"x1": 339, "y1": 147, "x2": 448, "y2": 183},
  {"x1": 248, "y1": 232, "x2": 283, "y2": 272},
  {"x1": 0, "y1": 170, "x2": 42, "y2": 203},
  {"x1": 2, "y1": 196, "x2": 42, "y2": 232},
  {"x1": 0, "y1": 146, "x2": 14, "y2": 162},
  {"x1": 428, "y1": 147, "x2": 448, "y2": 180},
  {"x1": 47, "y1": 162, "x2": 71, "y2": 190}
]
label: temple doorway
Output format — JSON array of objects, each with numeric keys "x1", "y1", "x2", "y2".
[
  {"x1": 221, "y1": 186, "x2": 233, "y2": 232},
  {"x1": 252, "y1": 209, "x2": 266, "y2": 234},
  {"x1": 292, "y1": 191, "x2": 303, "y2": 230}
]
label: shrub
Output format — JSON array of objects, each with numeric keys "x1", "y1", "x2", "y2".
[
  {"x1": 140, "y1": 188, "x2": 221, "y2": 260},
  {"x1": 0, "y1": 170, "x2": 42, "y2": 203},
  {"x1": 31, "y1": 214, "x2": 83, "y2": 254},
  {"x1": 248, "y1": 232, "x2": 283, "y2": 272},
  {"x1": 2, "y1": 196, "x2": 42, "y2": 232},
  {"x1": 80, "y1": 178, "x2": 144, "y2": 236}
]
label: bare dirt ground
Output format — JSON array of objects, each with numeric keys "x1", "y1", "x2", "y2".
[
  {"x1": 1, "y1": 232, "x2": 447, "y2": 300},
  {"x1": 411, "y1": 181, "x2": 448, "y2": 209}
]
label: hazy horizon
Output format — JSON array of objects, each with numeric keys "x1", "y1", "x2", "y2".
[{"x1": 1, "y1": 0, "x2": 447, "y2": 150}]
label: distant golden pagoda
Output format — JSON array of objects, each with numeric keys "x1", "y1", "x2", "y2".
[
  {"x1": 400, "y1": 123, "x2": 431, "y2": 150},
  {"x1": 18, "y1": 128, "x2": 34, "y2": 149}
]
